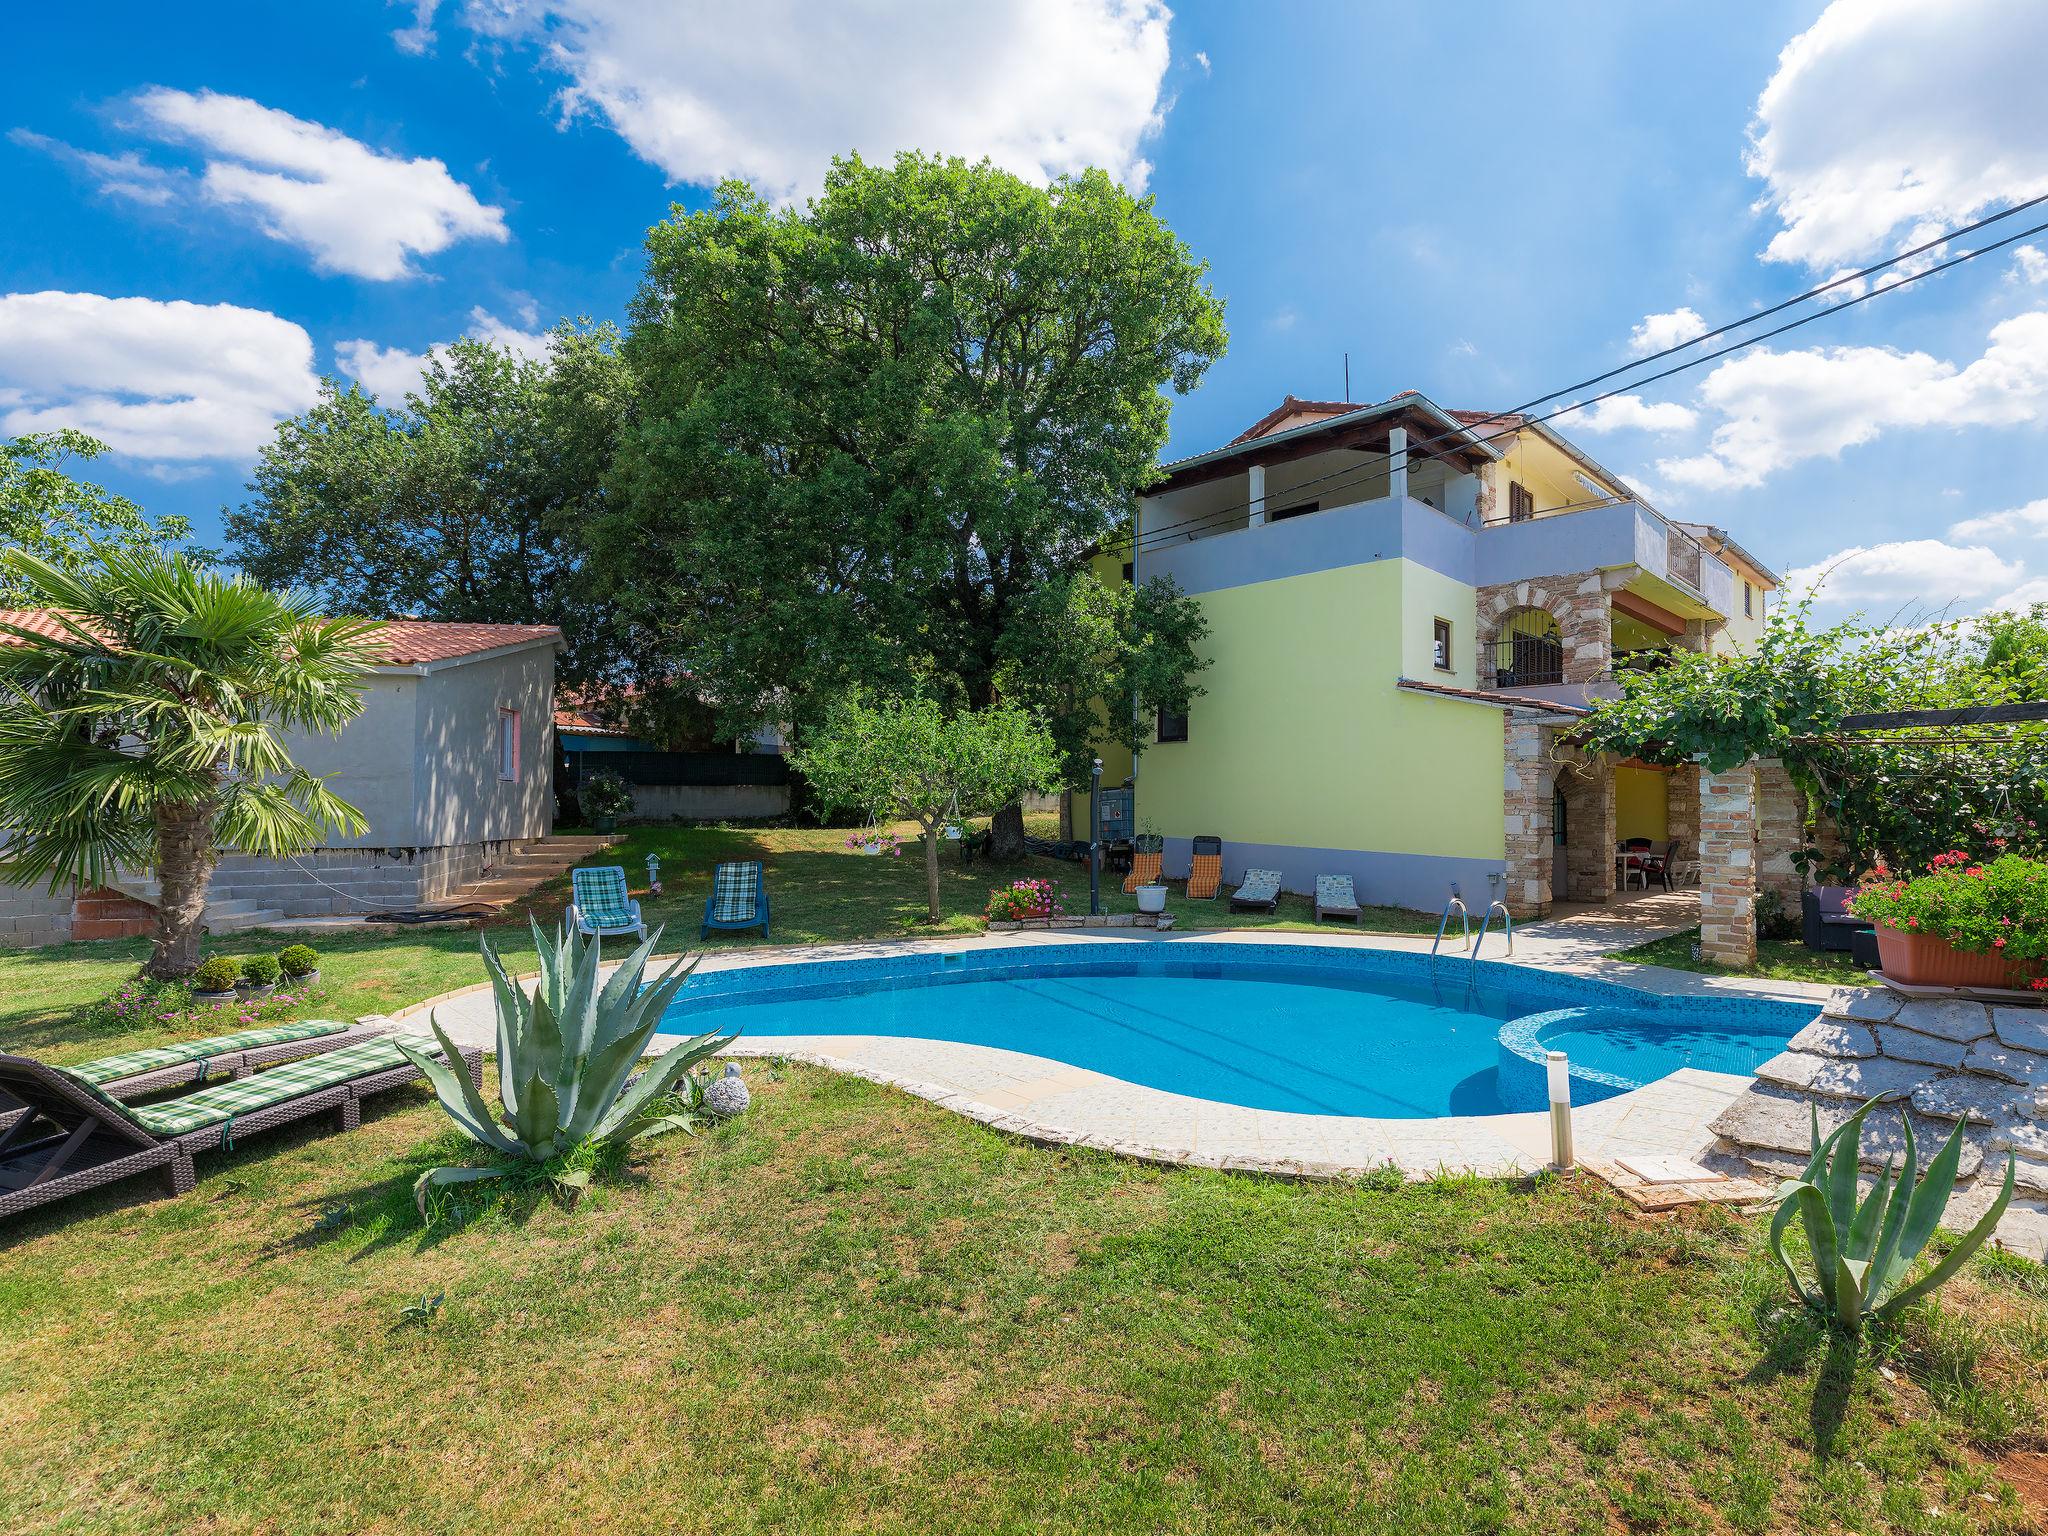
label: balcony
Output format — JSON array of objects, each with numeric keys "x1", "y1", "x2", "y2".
[{"x1": 1477, "y1": 497, "x2": 1734, "y2": 617}]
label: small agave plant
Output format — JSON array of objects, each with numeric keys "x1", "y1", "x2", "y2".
[
  {"x1": 1769, "y1": 1095, "x2": 2015, "y2": 1332},
  {"x1": 398, "y1": 919, "x2": 735, "y2": 1215}
]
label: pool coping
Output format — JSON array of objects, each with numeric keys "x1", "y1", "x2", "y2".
[{"x1": 397, "y1": 927, "x2": 1827, "y2": 1183}]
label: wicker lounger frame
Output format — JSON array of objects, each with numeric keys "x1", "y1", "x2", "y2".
[{"x1": 0, "y1": 1043, "x2": 483, "y2": 1224}]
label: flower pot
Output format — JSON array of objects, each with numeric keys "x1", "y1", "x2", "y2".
[
  {"x1": 1135, "y1": 882, "x2": 1167, "y2": 915},
  {"x1": 282, "y1": 969, "x2": 319, "y2": 989},
  {"x1": 1875, "y1": 927, "x2": 2015, "y2": 989},
  {"x1": 593, "y1": 813, "x2": 616, "y2": 833},
  {"x1": 192, "y1": 988, "x2": 236, "y2": 1005},
  {"x1": 235, "y1": 982, "x2": 276, "y2": 1001}
]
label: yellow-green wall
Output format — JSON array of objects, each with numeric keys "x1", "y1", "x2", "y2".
[
  {"x1": 1135, "y1": 560, "x2": 1504, "y2": 860},
  {"x1": 1615, "y1": 763, "x2": 1669, "y2": 842},
  {"x1": 1065, "y1": 548, "x2": 1136, "y2": 831}
]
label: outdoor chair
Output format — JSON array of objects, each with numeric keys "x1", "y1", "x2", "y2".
[
  {"x1": 1664, "y1": 840, "x2": 1699, "y2": 888},
  {"x1": 1617, "y1": 838, "x2": 1652, "y2": 891},
  {"x1": 1637, "y1": 840, "x2": 1676, "y2": 892},
  {"x1": 1229, "y1": 868, "x2": 1283, "y2": 913},
  {"x1": 702, "y1": 860, "x2": 771, "y2": 940},
  {"x1": 1314, "y1": 875, "x2": 1363, "y2": 925},
  {"x1": 1186, "y1": 836, "x2": 1223, "y2": 900},
  {"x1": 1122, "y1": 849, "x2": 1163, "y2": 895},
  {"x1": 1802, "y1": 886, "x2": 1869, "y2": 953},
  {"x1": 570, "y1": 865, "x2": 646, "y2": 941},
  {"x1": 0, "y1": 1017, "x2": 389, "y2": 1123},
  {"x1": 0, "y1": 1033, "x2": 481, "y2": 1223}
]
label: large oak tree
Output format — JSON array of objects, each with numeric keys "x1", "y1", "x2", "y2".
[{"x1": 596, "y1": 153, "x2": 1226, "y2": 852}]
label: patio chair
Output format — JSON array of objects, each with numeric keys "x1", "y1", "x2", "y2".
[
  {"x1": 0, "y1": 1017, "x2": 388, "y2": 1123},
  {"x1": 1122, "y1": 848, "x2": 1163, "y2": 895},
  {"x1": 570, "y1": 865, "x2": 646, "y2": 941},
  {"x1": 1663, "y1": 840, "x2": 1699, "y2": 889},
  {"x1": 1229, "y1": 868, "x2": 1283, "y2": 913},
  {"x1": 0, "y1": 1033, "x2": 481, "y2": 1223},
  {"x1": 1802, "y1": 886, "x2": 1868, "y2": 953},
  {"x1": 1186, "y1": 836, "x2": 1223, "y2": 900},
  {"x1": 1314, "y1": 875, "x2": 1363, "y2": 925},
  {"x1": 702, "y1": 860, "x2": 770, "y2": 940}
]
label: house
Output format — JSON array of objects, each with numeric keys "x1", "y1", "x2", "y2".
[
  {"x1": 1116, "y1": 391, "x2": 1780, "y2": 916},
  {"x1": 0, "y1": 618, "x2": 564, "y2": 942}
]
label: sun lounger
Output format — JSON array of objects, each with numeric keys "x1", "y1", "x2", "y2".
[
  {"x1": 1314, "y1": 875, "x2": 1363, "y2": 925},
  {"x1": 570, "y1": 865, "x2": 646, "y2": 941},
  {"x1": 0, "y1": 1034, "x2": 481, "y2": 1222},
  {"x1": 1229, "y1": 868, "x2": 1283, "y2": 913},
  {"x1": 1186, "y1": 836, "x2": 1222, "y2": 900},
  {"x1": 1121, "y1": 850, "x2": 1163, "y2": 895},
  {"x1": 702, "y1": 860, "x2": 771, "y2": 939}
]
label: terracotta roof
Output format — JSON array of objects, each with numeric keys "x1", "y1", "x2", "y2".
[
  {"x1": 554, "y1": 684, "x2": 637, "y2": 736},
  {"x1": 1396, "y1": 677, "x2": 1589, "y2": 717},
  {"x1": 1227, "y1": 395, "x2": 1363, "y2": 446},
  {"x1": 0, "y1": 611, "x2": 562, "y2": 666}
]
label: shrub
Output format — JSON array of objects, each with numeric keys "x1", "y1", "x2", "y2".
[
  {"x1": 278, "y1": 943, "x2": 319, "y2": 978},
  {"x1": 239, "y1": 952, "x2": 281, "y2": 986},
  {"x1": 581, "y1": 772, "x2": 633, "y2": 820},
  {"x1": 986, "y1": 877, "x2": 1064, "y2": 922},
  {"x1": 1850, "y1": 851, "x2": 2048, "y2": 968},
  {"x1": 192, "y1": 956, "x2": 240, "y2": 993}
]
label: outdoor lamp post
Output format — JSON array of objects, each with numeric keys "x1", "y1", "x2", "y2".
[
  {"x1": 1546, "y1": 1050, "x2": 1574, "y2": 1168},
  {"x1": 1089, "y1": 756, "x2": 1103, "y2": 916},
  {"x1": 646, "y1": 852, "x2": 662, "y2": 895}
]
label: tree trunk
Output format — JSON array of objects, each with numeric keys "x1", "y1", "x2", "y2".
[
  {"x1": 148, "y1": 797, "x2": 219, "y2": 979},
  {"x1": 1057, "y1": 792, "x2": 1074, "y2": 843},
  {"x1": 988, "y1": 802, "x2": 1027, "y2": 861},
  {"x1": 922, "y1": 823, "x2": 943, "y2": 922}
]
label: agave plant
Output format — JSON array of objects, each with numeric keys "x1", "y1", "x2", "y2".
[
  {"x1": 398, "y1": 920, "x2": 735, "y2": 1214},
  {"x1": 1769, "y1": 1095, "x2": 2015, "y2": 1332}
]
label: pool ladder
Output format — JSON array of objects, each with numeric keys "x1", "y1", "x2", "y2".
[{"x1": 1432, "y1": 896, "x2": 1514, "y2": 961}]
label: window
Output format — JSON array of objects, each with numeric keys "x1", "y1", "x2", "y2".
[
  {"x1": 1432, "y1": 617, "x2": 1453, "y2": 672},
  {"x1": 1271, "y1": 500, "x2": 1320, "y2": 523},
  {"x1": 1743, "y1": 580, "x2": 1753, "y2": 618},
  {"x1": 1508, "y1": 482, "x2": 1535, "y2": 522},
  {"x1": 1157, "y1": 706, "x2": 1189, "y2": 743},
  {"x1": 496, "y1": 708, "x2": 520, "y2": 781},
  {"x1": 1121, "y1": 561, "x2": 1134, "y2": 584}
]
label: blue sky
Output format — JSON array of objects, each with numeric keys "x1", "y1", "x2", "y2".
[{"x1": 6, "y1": 0, "x2": 2047, "y2": 624}]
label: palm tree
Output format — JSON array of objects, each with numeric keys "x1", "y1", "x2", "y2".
[{"x1": 0, "y1": 546, "x2": 383, "y2": 977}]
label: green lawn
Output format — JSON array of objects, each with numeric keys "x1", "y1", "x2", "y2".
[
  {"x1": 1612, "y1": 926, "x2": 1868, "y2": 987},
  {"x1": 1, "y1": 1065, "x2": 2042, "y2": 1533}
]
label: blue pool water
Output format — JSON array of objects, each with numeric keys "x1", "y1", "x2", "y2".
[{"x1": 656, "y1": 945, "x2": 1808, "y2": 1119}]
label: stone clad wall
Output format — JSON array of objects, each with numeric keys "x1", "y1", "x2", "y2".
[
  {"x1": 1713, "y1": 988, "x2": 2048, "y2": 1245},
  {"x1": 1502, "y1": 717, "x2": 1555, "y2": 917},
  {"x1": 1699, "y1": 765, "x2": 1757, "y2": 967},
  {"x1": 1476, "y1": 575, "x2": 1613, "y2": 686},
  {"x1": 1667, "y1": 762, "x2": 1700, "y2": 866},
  {"x1": 1754, "y1": 757, "x2": 1806, "y2": 914},
  {"x1": 1557, "y1": 747, "x2": 1615, "y2": 902}
]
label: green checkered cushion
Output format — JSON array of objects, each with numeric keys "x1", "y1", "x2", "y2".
[
  {"x1": 572, "y1": 866, "x2": 637, "y2": 928},
  {"x1": 1236, "y1": 869, "x2": 1282, "y2": 902},
  {"x1": 1315, "y1": 875, "x2": 1358, "y2": 910},
  {"x1": 69, "y1": 1019, "x2": 350, "y2": 1085},
  {"x1": 129, "y1": 1036, "x2": 433, "y2": 1137},
  {"x1": 709, "y1": 862, "x2": 760, "y2": 923}
]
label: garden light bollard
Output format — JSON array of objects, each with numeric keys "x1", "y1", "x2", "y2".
[
  {"x1": 1088, "y1": 756, "x2": 1103, "y2": 917},
  {"x1": 1546, "y1": 1050, "x2": 1574, "y2": 1169},
  {"x1": 646, "y1": 852, "x2": 662, "y2": 895}
]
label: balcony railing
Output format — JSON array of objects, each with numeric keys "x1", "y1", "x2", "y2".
[{"x1": 1487, "y1": 633, "x2": 1564, "y2": 689}]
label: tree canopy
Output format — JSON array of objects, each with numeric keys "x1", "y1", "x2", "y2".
[
  {"x1": 595, "y1": 152, "x2": 1225, "y2": 848},
  {"x1": 227, "y1": 325, "x2": 629, "y2": 684},
  {"x1": 0, "y1": 432, "x2": 192, "y2": 601},
  {"x1": 789, "y1": 695, "x2": 1057, "y2": 920}
]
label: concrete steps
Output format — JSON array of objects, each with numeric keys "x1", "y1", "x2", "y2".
[
  {"x1": 107, "y1": 879, "x2": 289, "y2": 934},
  {"x1": 441, "y1": 834, "x2": 619, "y2": 913}
]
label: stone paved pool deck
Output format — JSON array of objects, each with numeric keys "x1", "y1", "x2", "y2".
[{"x1": 395, "y1": 897, "x2": 1831, "y2": 1185}]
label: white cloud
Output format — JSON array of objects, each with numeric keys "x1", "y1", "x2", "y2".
[
  {"x1": 1951, "y1": 498, "x2": 2048, "y2": 541},
  {"x1": 392, "y1": 0, "x2": 437, "y2": 54},
  {"x1": 1747, "y1": 0, "x2": 2048, "y2": 271},
  {"x1": 129, "y1": 88, "x2": 507, "y2": 279},
  {"x1": 1987, "y1": 577, "x2": 2048, "y2": 612},
  {"x1": 449, "y1": 0, "x2": 1172, "y2": 202},
  {"x1": 1627, "y1": 307, "x2": 1708, "y2": 357},
  {"x1": 0, "y1": 291, "x2": 320, "y2": 461},
  {"x1": 1193, "y1": 50, "x2": 1211, "y2": 74},
  {"x1": 2011, "y1": 245, "x2": 2048, "y2": 286},
  {"x1": 1785, "y1": 539, "x2": 2026, "y2": 618},
  {"x1": 1568, "y1": 394, "x2": 1698, "y2": 435},
  {"x1": 1655, "y1": 312, "x2": 2048, "y2": 491},
  {"x1": 335, "y1": 307, "x2": 553, "y2": 405},
  {"x1": 9, "y1": 129, "x2": 181, "y2": 206}
]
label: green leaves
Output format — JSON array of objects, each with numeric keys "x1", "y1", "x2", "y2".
[
  {"x1": 1765, "y1": 1094, "x2": 2015, "y2": 1331},
  {"x1": 0, "y1": 433, "x2": 191, "y2": 604}
]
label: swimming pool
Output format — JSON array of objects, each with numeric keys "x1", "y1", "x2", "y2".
[{"x1": 655, "y1": 943, "x2": 1807, "y2": 1120}]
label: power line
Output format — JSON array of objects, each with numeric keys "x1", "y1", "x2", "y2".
[{"x1": 1121, "y1": 197, "x2": 2048, "y2": 558}]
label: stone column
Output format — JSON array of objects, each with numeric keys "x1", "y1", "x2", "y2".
[
  {"x1": 1502, "y1": 717, "x2": 1554, "y2": 917},
  {"x1": 1700, "y1": 764, "x2": 1758, "y2": 967},
  {"x1": 1666, "y1": 761, "x2": 1700, "y2": 863},
  {"x1": 1754, "y1": 757, "x2": 1806, "y2": 918},
  {"x1": 1562, "y1": 577, "x2": 1612, "y2": 685},
  {"x1": 1558, "y1": 749, "x2": 1615, "y2": 902}
]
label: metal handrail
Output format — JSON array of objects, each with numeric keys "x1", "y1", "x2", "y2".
[
  {"x1": 1431, "y1": 896, "x2": 1470, "y2": 957},
  {"x1": 1472, "y1": 900, "x2": 1515, "y2": 960}
]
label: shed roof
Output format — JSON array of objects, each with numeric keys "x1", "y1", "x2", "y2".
[{"x1": 0, "y1": 612, "x2": 564, "y2": 668}]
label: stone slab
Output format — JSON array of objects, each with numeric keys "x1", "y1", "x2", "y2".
[
  {"x1": 1752, "y1": 1051, "x2": 1934, "y2": 1100},
  {"x1": 1986, "y1": 1117, "x2": 2048, "y2": 1164},
  {"x1": 1909, "y1": 1076, "x2": 2014, "y2": 1126},
  {"x1": 1787, "y1": 1019, "x2": 1876, "y2": 1059},
  {"x1": 1873, "y1": 1026, "x2": 1968, "y2": 1069},
  {"x1": 1712, "y1": 1087, "x2": 1987, "y2": 1178},
  {"x1": 1962, "y1": 1039, "x2": 2048, "y2": 1086},
  {"x1": 1994, "y1": 1008, "x2": 2048, "y2": 1054},
  {"x1": 1824, "y1": 987, "x2": 1901, "y2": 1025},
  {"x1": 1887, "y1": 1000, "x2": 1994, "y2": 1044}
]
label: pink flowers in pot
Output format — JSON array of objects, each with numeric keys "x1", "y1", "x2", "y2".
[{"x1": 986, "y1": 878, "x2": 1064, "y2": 922}]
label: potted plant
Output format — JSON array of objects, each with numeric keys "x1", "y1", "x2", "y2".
[
  {"x1": 236, "y1": 952, "x2": 281, "y2": 1000},
  {"x1": 581, "y1": 771, "x2": 632, "y2": 832},
  {"x1": 278, "y1": 943, "x2": 320, "y2": 989},
  {"x1": 986, "y1": 878, "x2": 1064, "y2": 924},
  {"x1": 191, "y1": 955, "x2": 239, "y2": 1003},
  {"x1": 1135, "y1": 878, "x2": 1168, "y2": 915},
  {"x1": 844, "y1": 830, "x2": 904, "y2": 857},
  {"x1": 1851, "y1": 851, "x2": 2048, "y2": 989}
]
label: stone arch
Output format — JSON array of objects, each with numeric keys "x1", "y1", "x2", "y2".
[{"x1": 1476, "y1": 576, "x2": 1611, "y2": 686}]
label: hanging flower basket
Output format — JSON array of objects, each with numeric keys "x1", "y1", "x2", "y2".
[{"x1": 844, "y1": 831, "x2": 904, "y2": 858}]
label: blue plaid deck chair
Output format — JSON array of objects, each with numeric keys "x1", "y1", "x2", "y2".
[
  {"x1": 702, "y1": 860, "x2": 770, "y2": 940},
  {"x1": 570, "y1": 865, "x2": 645, "y2": 941}
]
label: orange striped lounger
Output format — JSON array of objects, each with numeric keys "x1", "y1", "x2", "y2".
[
  {"x1": 1186, "y1": 835, "x2": 1223, "y2": 899},
  {"x1": 1122, "y1": 851, "x2": 1162, "y2": 894}
]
